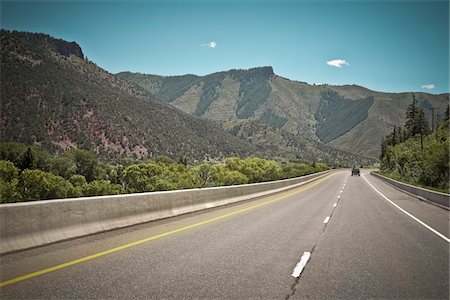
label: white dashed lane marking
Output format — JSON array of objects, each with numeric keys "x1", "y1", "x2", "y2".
[{"x1": 291, "y1": 252, "x2": 311, "y2": 278}]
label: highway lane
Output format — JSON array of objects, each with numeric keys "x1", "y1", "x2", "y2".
[
  {"x1": 293, "y1": 172, "x2": 449, "y2": 299},
  {"x1": 1, "y1": 170, "x2": 448, "y2": 299}
]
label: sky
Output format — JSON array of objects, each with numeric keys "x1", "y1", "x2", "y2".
[{"x1": 1, "y1": 0, "x2": 449, "y2": 94}]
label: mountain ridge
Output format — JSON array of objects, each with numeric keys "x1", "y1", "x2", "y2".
[
  {"x1": 117, "y1": 68, "x2": 449, "y2": 159},
  {"x1": 0, "y1": 30, "x2": 258, "y2": 161}
]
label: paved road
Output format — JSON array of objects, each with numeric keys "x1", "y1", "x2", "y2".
[{"x1": 1, "y1": 170, "x2": 448, "y2": 299}]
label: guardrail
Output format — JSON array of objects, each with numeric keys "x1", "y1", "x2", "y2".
[
  {"x1": 370, "y1": 172, "x2": 449, "y2": 209},
  {"x1": 0, "y1": 170, "x2": 332, "y2": 254}
]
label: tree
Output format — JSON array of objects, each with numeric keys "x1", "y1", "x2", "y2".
[
  {"x1": 81, "y1": 180, "x2": 124, "y2": 197},
  {"x1": 444, "y1": 104, "x2": 449, "y2": 122},
  {"x1": 0, "y1": 142, "x2": 26, "y2": 167},
  {"x1": 65, "y1": 149, "x2": 100, "y2": 182},
  {"x1": 18, "y1": 169, "x2": 73, "y2": 201},
  {"x1": 391, "y1": 126, "x2": 398, "y2": 146},
  {"x1": 178, "y1": 155, "x2": 188, "y2": 166},
  {"x1": 405, "y1": 94, "x2": 419, "y2": 137},
  {"x1": 0, "y1": 160, "x2": 20, "y2": 203},
  {"x1": 417, "y1": 109, "x2": 430, "y2": 134},
  {"x1": 224, "y1": 157, "x2": 282, "y2": 183},
  {"x1": 69, "y1": 174, "x2": 87, "y2": 187},
  {"x1": 213, "y1": 167, "x2": 249, "y2": 186},
  {"x1": 405, "y1": 94, "x2": 430, "y2": 137},
  {"x1": 20, "y1": 147, "x2": 36, "y2": 170},
  {"x1": 191, "y1": 163, "x2": 215, "y2": 188},
  {"x1": 380, "y1": 137, "x2": 388, "y2": 160},
  {"x1": 121, "y1": 161, "x2": 166, "y2": 192},
  {"x1": 50, "y1": 155, "x2": 78, "y2": 179},
  {"x1": 0, "y1": 160, "x2": 19, "y2": 182}
]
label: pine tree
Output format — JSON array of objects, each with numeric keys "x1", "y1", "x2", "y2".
[
  {"x1": 444, "y1": 104, "x2": 449, "y2": 122},
  {"x1": 20, "y1": 147, "x2": 36, "y2": 170},
  {"x1": 405, "y1": 94, "x2": 430, "y2": 137},
  {"x1": 380, "y1": 137, "x2": 387, "y2": 160},
  {"x1": 391, "y1": 126, "x2": 398, "y2": 146},
  {"x1": 417, "y1": 109, "x2": 430, "y2": 134},
  {"x1": 405, "y1": 94, "x2": 419, "y2": 137}
]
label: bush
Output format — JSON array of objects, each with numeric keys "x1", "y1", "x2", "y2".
[
  {"x1": 381, "y1": 125, "x2": 449, "y2": 192},
  {"x1": 0, "y1": 142, "x2": 52, "y2": 171},
  {"x1": 18, "y1": 169, "x2": 73, "y2": 201},
  {"x1": 191, "y1": 163, "x2": 216, "y2": 187},
  {"x1": 0, "y1": 160, "x2": 21, "y2": 203},
  {"x1": 214, "y1": 168, "x2": 249, "y2": 186},
  {"x1": 69, "y1": 174, "x2": 87, "y2": 187},
  {"x1": 0, "y1": 179, "x2": 20, "y2": 203},
  {"x1": 0, "y1": 160, "x2": 19, "y2": 182},
  {"x1": 81, "y1": 180, "x2": 124, "y2": 197},
  {"x1": 122, "y1": 160, "x2": 193, "y2": 192},
  {"x1": 225, "y1": 157, "x2": 282, "y2": 183},
  {"x1": 50, "y1": 155, "x2": 78, "y2": 179},
  {"x1": 0, "y1": 142, "x2": 331, "y2": 202}
]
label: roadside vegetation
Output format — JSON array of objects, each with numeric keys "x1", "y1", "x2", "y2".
[
  {"x1": 0, "y1": 142, "x2": 329, "y2": 203},
  {"x1": 379, "y1": 95, "x2": 449, "y2": 193}
]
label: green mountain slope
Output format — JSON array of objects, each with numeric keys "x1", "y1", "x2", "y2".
[
  {"x1": 0, "y1": 30, "x2": 256, "y2": 160},
  {"x1": 315, "y1": 91, "x2": 374, "y2": 143},
  {"x1": 118, "y1": 68, "x2": 449, "y2": 159}
]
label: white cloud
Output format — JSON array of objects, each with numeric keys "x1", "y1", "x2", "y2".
[
  {"x1": 201, "y1": 41, "x2": 217, "y2": 49},
  {"x1": 421, "y1": 84, "x2": 435, "y2": 90},
  {"x1": 326, "y1": 59, "x2": 350, "y2": 68}
]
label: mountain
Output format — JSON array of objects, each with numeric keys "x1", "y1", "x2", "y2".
[
  {"x1": 0, "y1": 30, "x2": 257, "y2": 161},
  {"x1": 118, "y1": 68, "x2": 449, "y2": 159}
]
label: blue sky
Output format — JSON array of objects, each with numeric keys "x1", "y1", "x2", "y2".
[{"x1": 1, "y1": 0, "x2": 449, "y2": 94}]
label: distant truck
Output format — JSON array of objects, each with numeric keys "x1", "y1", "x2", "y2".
[{"x1": 351, "y1": 168, "x2": 360, "y2": 176}]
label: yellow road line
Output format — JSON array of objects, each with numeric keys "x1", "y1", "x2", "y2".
[{"x1": 0, "y1": 173, "x2": 333, "y2": 287}]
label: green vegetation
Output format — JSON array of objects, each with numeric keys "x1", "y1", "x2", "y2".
[
  {"x1": 0, "y1": 142, "x2": 329, "y2": 203},
  {"x1": 379, "y1": 96, "x2": 449, "y2": 193},
  {"x1": 120, "y1": 68, "x2": 448, "y2": 161},
  {"x1": 315, "y1": 91, "x2": 374, "y2": 143},
  {"x1": 1, "y1": 29, "x2": 256, "y2": 162},
  {"x1": 223, "y1": 119, "x2": 371, "y2": 166},
  {"x1": 232, "y1": 67, "x2": 273, "y2": 119}
]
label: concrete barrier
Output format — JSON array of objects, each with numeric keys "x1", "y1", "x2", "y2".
[
  {"x1": 0, "y1": 170, "x2": 332, "y2": 254},
  {"x1": 371, "y1": 172, "x2": 449, "y2": 209}
]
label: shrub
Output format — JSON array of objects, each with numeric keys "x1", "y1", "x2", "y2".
[
  {"x1": 81, "y1": 180, "x2": 124, "y2": 197},
  {"x1": 18, "y1": 169, "x2": 73, "y2": 200}
]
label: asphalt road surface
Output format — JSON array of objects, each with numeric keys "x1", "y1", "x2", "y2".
[{"x1": 1, "y1": 170, "x2": 448, "y2": 299}]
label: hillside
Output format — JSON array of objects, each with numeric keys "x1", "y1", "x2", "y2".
[
  {"x1": 0, "y1": 30, "x2": 257, "y2": 160},
  {"x1": 118, "y1": 68, "x2": 449, "y2": 159}
]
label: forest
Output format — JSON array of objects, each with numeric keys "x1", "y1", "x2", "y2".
[
  {"x1": 0, "y1": 142, "x2": 329, "y2": 203},
  {"x1": 379, "y1": 95, "x2": 449, "y2": 193}
]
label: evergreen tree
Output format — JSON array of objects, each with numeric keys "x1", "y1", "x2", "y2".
[
  {"x1": 444, "y1": 104, "x2": 449, "y2": 122},
  {"x1": 380, "y1": 137, "x2": 387, "y2": 160},
  {"x1": 417, "y1": 109, "x2": 430, "y2": 135},
  {"x1": 391, "y1": 126, "x2": 397, "y2": 146},
  {"x1": 405, "y1": 94, "x2": 419, "y2": 137},
  {"x1": 20, "y1": 147, "x2": 36, "y2": 170},
  {"x1": 405, "y1": 94, "x2": 430, "y2": 137}
]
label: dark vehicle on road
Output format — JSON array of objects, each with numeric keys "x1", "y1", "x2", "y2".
[{"x1": 351, "y1": 168, "x2": 360, "y2": 176}]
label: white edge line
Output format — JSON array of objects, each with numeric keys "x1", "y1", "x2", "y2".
[
  {"x1": 362, "y1": 174, "x2": 450, "y2": 243},
  {"x1": 323, "y1": 216, "x2": 330, "y2": 223},
  {"x1": 291, "y1": 251, "x2": 311, "y2": 277}
]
